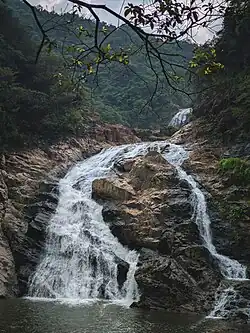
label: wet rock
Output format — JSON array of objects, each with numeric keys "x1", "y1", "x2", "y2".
[
  {"x1": 211, "y1": 280, "x2": 250, "y2": 325},
  {"x1": 102, "y1": 203, "x2": 120, "y2": 222},
  {"x1": 175, "y1": 245, "x2": 222, "y2": 289},
  {"x1": 116, "y1": 257, "x2": 129, "y2": 289},
  {"x1": 92, "y1": 178, "x2": 136, "y2": 202},
  {"x1": 159, "y1": 221, "x2": 201, "y2": 255},
  {"x1": 114, "y1": 158, "x2": 136, "y2": 172},
  {"x1": 135, "y1": 255, "x2": 212, "y2": 313},
  {"x1": 0, "y1": 124, "x2": 140, "y2": 297},
  {"x1": 95, "y1": 149, "x2": 221, "y2": 313}
]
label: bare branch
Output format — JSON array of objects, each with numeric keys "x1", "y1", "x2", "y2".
[{"x1": 22, "y1": 0, "x2": 49, "y2": 62}]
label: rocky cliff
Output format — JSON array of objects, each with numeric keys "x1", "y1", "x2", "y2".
[
  {"x1": 1, "y1": 116, "x2": 249, "y2": 325},
  {"x1": 92, "y1": 120, "x2": 250, "y2": 317},
  {"x1": 171, "y1": 120, "x2": 250, "y2": 274},
  {"x1": 0, "y1": 123, "x2": 139, "y2": 297},
  {"x1": 92, "y1": 150, "x2": 221, "y2": 313},
  {"x1": 173, "y1": 120, "x2": 250, "y2": 320}
]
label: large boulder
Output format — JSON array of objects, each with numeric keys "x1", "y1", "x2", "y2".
[
  {"x1": 116, "y1": 257, "x2": 129, "y2": 289},
  {"x1": 94, "y1": 151, "x2": 222, "y2": 313},
  {"x1": 135, "y1": 252, "x2": 218, "y2": 313}
]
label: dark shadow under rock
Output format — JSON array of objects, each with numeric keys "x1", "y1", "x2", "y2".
[{"x1": 135, "y1": 253, "x2": 219, "y2": 313}]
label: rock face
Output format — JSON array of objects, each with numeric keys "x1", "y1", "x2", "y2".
[
  {"x1": 92, "y1": 178, "x2": 136, "y2": 201},
  {"x1": 171, "y1": 120, "x2": 250, "y2": 273},
  {"x1": 166, "y1": 120, "x2": 250, "y2": 321},
  {"x1": 92, "y1": 151, "x2": 222, "y2": 313},
  {"x1": 0, "y1": 124, "x2": 139, "y2": 297},
  {"x1": 1, "y1": 113, "x2": 249, "y2": 321}
]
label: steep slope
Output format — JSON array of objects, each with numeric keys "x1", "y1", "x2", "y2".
[{"x1": 8, "y1": 0, "x2": 193, "y2": 128}]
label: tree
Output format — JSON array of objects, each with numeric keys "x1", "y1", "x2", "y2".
[
  {"x1": 20, "y1": 0, "x2": 227, "y2": 97},
  {"x1": 0, "y1": 1, "x2": 95, "y2": 150},
  {"x1": 193, "y1": 0, "x2": 250, "y2": 142}
]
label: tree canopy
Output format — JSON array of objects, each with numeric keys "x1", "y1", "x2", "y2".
[
  {"x1": 194, "y1": 0, "x2": 250, "y2": 142},
  {"x1": 2, "y1": 0, "x2": 249, "y2": 151},
  {"x1": 6, "y1": 0, "x2": 195, "y2": 130}
]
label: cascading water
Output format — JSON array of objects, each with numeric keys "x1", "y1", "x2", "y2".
[
  {"x1": 169, "y1": 108, "x2": 192, "y2": 128},
  {"x1": 28, "y1": 143, "x2": 149, "y2": 306},
  {"x1": 163, "y1": 145, "x2": 248, "y2": 319},
  {"x1": 28, "y1": 142, "x2": 171, "y2": 305},
  {"x1": 28, "y1": 140, "x2": 247, "y2": 318}
]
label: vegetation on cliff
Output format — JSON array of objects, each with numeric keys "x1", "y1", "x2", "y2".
[
  {"x1": 219, "y1": 158, "x2": 250, "y2": 185},
  {"x1": 194, "y1": 0, "x2": 250, "y2": 145}
]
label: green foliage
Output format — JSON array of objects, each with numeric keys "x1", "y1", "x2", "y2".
[
  {"x1": 84, "y1": 30, "x2": 193, "y2": 128},
  {"x1": 0, "y1": 0, "x2": 195, "y2": 154},
  {"x1": 194, "y1": 0, "x2": 250, "y2": 143},
  {"x1": 190, "y1": 47, "x2": 224, "y2": 75},
  {"x1": 8, "y1": 0, "x2": 193, "y2": 129},
  {"x1": 123, "y1": 1, "x2": 220, "y2": 39},
  {"x1": 0, "y1": 2, "x2": 94, "y2": 150},
  {"x1": 219, "y1": 158, "x2": 250, "y2": 185}
]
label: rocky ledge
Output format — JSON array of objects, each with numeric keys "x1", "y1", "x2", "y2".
[
  {"x1": 92, "y1": 150, "x2": 222, "y2": 313},
  {"x1": 0, "y1": 124, "x2": 140, "y2": 297}
]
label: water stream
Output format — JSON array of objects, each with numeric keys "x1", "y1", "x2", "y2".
[
  {"x1": 162, "y1": 145, "x2": 247, "y2": 319},
  {"x1": 28, "y1": 141, "x2": 248, "y2": 319},
  {"x1": 169, "y1": 108, "x2": 192, "y2": 128}
]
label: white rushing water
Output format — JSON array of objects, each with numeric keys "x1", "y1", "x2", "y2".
[
  {"x1": 163, "y1": 144, "x2": 247, "y2": 319},
  {"x1": 28, "y1": 141, "x2": 247, "y2": 317},
  {"x1": 28, "y1": 142, "x2": 170, "y2": 306},
  {"x1": 169, "y1": 108, "x2": 192, "y2": 128},
  {"x1": 163, "y1": 146, "x2": 246, "y2": 277}
]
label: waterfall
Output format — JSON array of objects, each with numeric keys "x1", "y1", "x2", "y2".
[
  {"x1": 28, "y1": 141, "x2": 247, "y2": 317},
  {"x1": 28, "y1": 142, "x2": 168, "y2": 305},
  {"x1": 164, "y1": 145, "x2": 246, "y2": 281},
  {"x1": 169, "y1": 108, "x2": 192, "y2": 128},
  {"x1": 163, "y1": 145, "x2": 247, "y2": 319}
]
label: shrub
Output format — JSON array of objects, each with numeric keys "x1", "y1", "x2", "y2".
[{"x1": 219, "y1": 157, "x2": 250, "y2": 185}]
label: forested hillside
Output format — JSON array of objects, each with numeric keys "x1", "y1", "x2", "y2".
[
  {"x1": 0, "y1": 1, "x2": 101, "y2": 150},
  {"x1": 4, "y1": 0, "x2": 193, "y2": 131},
  {"x1": 194, "y1": 0, "x2": 250, "y2": 145}
]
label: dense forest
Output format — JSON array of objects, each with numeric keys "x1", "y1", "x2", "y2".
[
  {"x1": 194, "y1": 0, "x2": 250, "y2": 144},
  {"x1": 0, "y1": 1, "x2": 96, "y2": 150},
  {"x1": 10, "y1": 0, "x2": 193, "y2": 126},
  {"x1": 1, "y1": 0, "x2": 250, "y2": 151},
  {"x1": 0, "y1": 0, "x2": 193, "y2": 151}
]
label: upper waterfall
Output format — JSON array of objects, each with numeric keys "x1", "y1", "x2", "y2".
[{"x1": 169, "y1": 108, "x2": 192, "y2": 128}]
